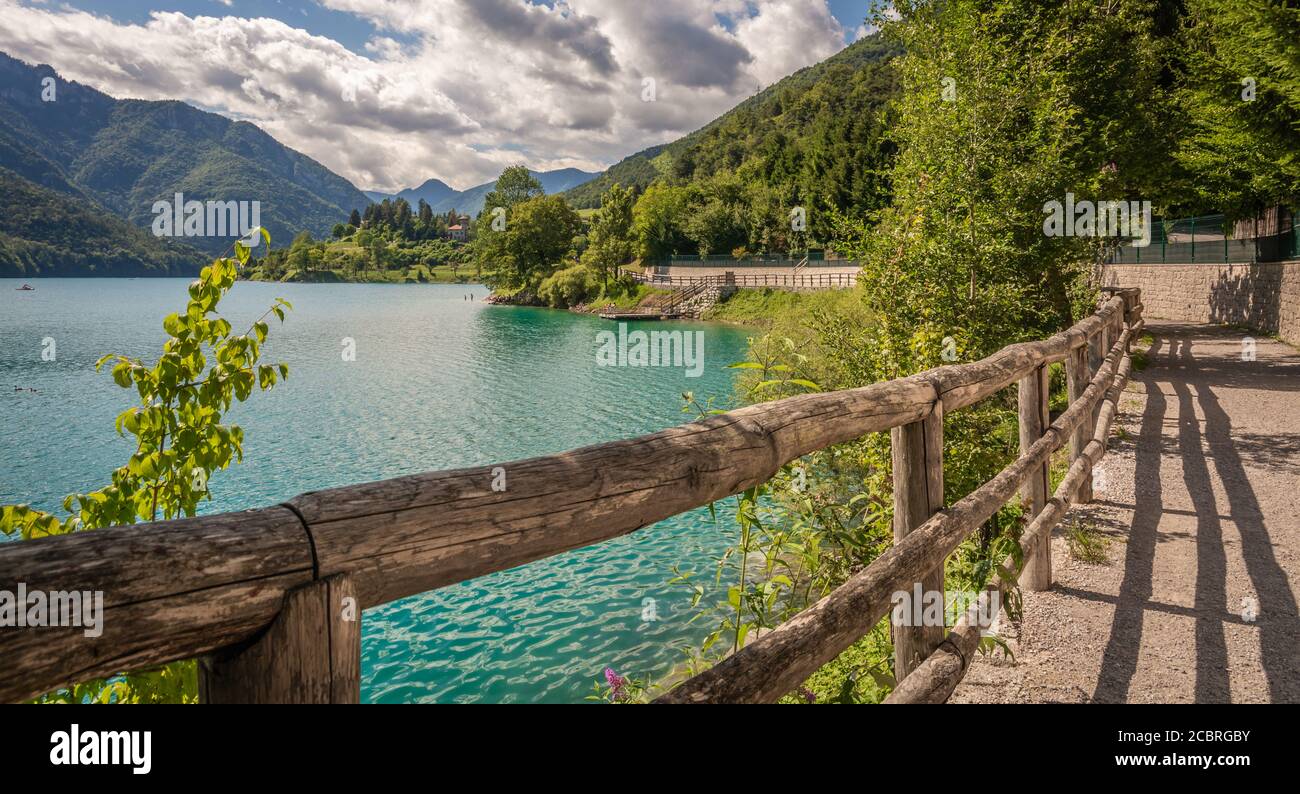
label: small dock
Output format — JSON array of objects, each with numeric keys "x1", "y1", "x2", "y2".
[{"x1": 597, "y1": 310, "x2": 679, "y2": 321}]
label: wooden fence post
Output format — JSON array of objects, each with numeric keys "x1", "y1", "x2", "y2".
[
  {"x1": 891, "y1": 399, "x2": 945, "y2": 680},
  {"x1": 1019, "y1": 366, "x2": 1052, "y2": 591},
  {"x1": 199, "y1": 575, "x2": 360, "y2": 704},
  {"x1": 1066, "y1": 343, "x2": 1093, "y2": 503},
  {"x1": 1090, "y1": 316, "x2": 1112, "y2": 427}
]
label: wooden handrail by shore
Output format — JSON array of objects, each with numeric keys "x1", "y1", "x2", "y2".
[
  {"x1": 0, "y1": 289, "x2": 1143, "y2": 704},
  {"x1": 618, "y1": 267, "x2": 859, "y2": 291}
]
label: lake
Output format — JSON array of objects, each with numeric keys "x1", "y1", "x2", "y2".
[{"x1": 0, "y1": 278, "x2": 751, "y2": 703}]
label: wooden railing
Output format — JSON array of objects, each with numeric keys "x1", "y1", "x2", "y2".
[
  {"x1": 0, "y1": 289, "x2": 1142, "y2": 704},
  {"x1": 661, "y1": 279, "x2": 711, "y2": 316},
  {"x1": 620, "y1": 267, "x2": 859, "y2": 291}
]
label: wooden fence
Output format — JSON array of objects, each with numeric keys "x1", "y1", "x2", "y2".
[
  {"x1": 619, "y1": 267, "x2": 859, "y2": 291},
  {"x1": 0, "y1": 289, "x2": 1143, "y2": 704}
]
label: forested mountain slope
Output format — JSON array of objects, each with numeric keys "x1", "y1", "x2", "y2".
[
  {"x1": 563, "y1": 33, "x2": 901, "y2": 242},
  {"x1": 0, "y1": 52, "x2": 369, "y2": 259},
  {"x1": 0, "y1": 167, "x2": 204, "y2": 276}
]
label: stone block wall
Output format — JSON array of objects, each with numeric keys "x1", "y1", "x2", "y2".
[{"x1": 1102, "y1": 261, "x2": 1300, "y2": 346}]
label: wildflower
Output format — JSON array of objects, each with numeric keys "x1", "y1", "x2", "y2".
[{"x1": 604, "y1": 667, "x2": 628, "y2": 701}]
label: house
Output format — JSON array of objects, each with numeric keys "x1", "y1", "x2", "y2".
[{"x1": 444, "y1": 211, "x2": 471, "y2": 242}]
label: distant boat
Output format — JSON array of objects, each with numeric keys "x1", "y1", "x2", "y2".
[{"x1": 16, "y1": 284, "x2": 34, "y2": 291}]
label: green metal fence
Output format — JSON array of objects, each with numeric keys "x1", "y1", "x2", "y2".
[
  {"x1": 666, "y1": 251, "x2": 830, "y2": 263},
  {"x1": 651, "y1": 251, "x2": 858, "y2": 268},
  {"x1": 1109, "y1": 211, "x2": 1298, "y2": 264}
]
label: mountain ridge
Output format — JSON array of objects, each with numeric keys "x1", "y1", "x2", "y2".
[
  {"x1": 366, "y1": 168, "x2": 600, "y2": 216},
  {"x1": 0, "y1": 51, "x2": 369, "y2": 259},
  {"x1": 0, "y1": 165, "x2": 207, "y2": 277},
  {"x1": 562, "y1": 34, "x2": 901, "y2": 214}
]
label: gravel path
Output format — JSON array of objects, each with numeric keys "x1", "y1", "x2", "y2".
[{"x1": 950, "y1": 322, "x2": 1300, "y2": 703}]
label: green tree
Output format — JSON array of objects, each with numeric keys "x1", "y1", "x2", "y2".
[
  {"x1": 1177, "y1": 0, "x2": 1300, "y2": 217},
  {"x1": 475, "y1": 167, "x2": 547, "y2": 278},
  {"x1": 286, "y1": 230, "x2": 315, "y2": 272},
  {"x1": 395, "y1": 199, "x2": 414, "y2": 238},
  {"x1": 632, "y1": 183, "x2": 693, "y2": 260},
  {"x1": 581, "y1": 184, "x2": 636, "y2": 284},
  {"x1": 481, "y1": 166, "x2": 544, "y2": 216},
  {"x1": 485, "y1": 194, "x2": 582, "y2": 288},
  {"x1": 685, "y1": 172, "x2": 749, "y2": 256},
  {"x1": 418, "y1": 198, "x2": 434, "y2": 237},
  {"x1": 1, "y1": 236, "x2": 292, "y2": 703},
  {"x1": 843, "y1": 0, "x2": 1172, "y2": 382}
]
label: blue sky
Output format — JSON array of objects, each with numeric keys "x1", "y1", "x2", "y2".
[{"x1": 0, "y1": 1, "x2": 886, "y2": 190}]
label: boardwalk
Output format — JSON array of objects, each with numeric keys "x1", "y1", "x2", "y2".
[{"x1": 953, "y1": 323, "x2": 1300, "y2": 703}]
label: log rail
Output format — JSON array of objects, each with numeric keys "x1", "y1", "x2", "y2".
[
  {"x1": 616, "y1": 267, "x2": 858, "y2": 291},
  {"x1": 0, "y1": 289, "x2": 1143, "y2": 704}
]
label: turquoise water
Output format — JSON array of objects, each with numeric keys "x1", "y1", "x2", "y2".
[{"x1": 0, "y1": 279, "x2": 750, "y2": 702}]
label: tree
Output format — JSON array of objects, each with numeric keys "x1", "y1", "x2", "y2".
[
  {"x1": 349, "y1": 208, "x2": 362, "y2": 228},
  {"x1": 480, "y1": 166, "x2": 544, "y2": 217},
  {"x1": 484, "y1": 194, "x2": 582, "y2": 288},
  {"x1": 685, "y1": 172, "x2": 748, "y2": 256},
  {"x1": 1177, "y1": 0, "x2": 1300, "y2": 217},
  {"x1": 418, "y1": 198, "x2": 434, "y2": 237},
  {"x1": 285, "y1": 230, "x2": 316, "y2": 272},
  {"x1": 394, "y1": 199, "x2": 414, "y2": 238},
  {"x1": 632, "y1": 183, "x2": 693, "y2": 260},
  {"x1": 581, "y1": 184, "x2": 637, "y2": 284},
  {"x1": 838, "y1": 0, "x2": 1173, "y2": 384},
  {"x1": 474, "y1": 167, "x2": 548, "y2": 279}
]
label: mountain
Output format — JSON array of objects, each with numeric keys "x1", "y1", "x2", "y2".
[
  {"x1": 560, "y1": 145, "x2": 667, "y2": 209},
  {"x1": 0, "y1": 166, "x2": 204, "y2": 276},
  {"x1": 454, "y1": 167, "x2": 597, "y2": 215},
  {"x1": 0, "y1": 52, "x2": 369, "y2": 259},
  {"x1": 562, "y1": 33, "x2": 902, "y2": 235},
  {"x1": 396, "y1": 178, "x2": 458, "y2": 208},
  {"x1": 370, "y1": 168, "x2": 600, "y2": 217}
]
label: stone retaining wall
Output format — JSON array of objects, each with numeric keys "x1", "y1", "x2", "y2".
[{"x1": 1102, "y1": 261, "x2": 1300, "y2": 345}]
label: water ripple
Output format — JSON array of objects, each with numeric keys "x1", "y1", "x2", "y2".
[{"x1": 1, "y1": 279, "x2": 748, "y2": 703}]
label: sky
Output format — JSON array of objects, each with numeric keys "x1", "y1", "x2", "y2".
[{"x1": 0, "y1": 1, "x2": 887, "y2": 192}]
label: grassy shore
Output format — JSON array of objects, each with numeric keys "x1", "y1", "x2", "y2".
[{"x1": 704, "y1": 286, "x2": 865, "y2": 328}]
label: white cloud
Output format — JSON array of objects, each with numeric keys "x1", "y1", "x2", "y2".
[{"x1": 0, "y1": 0, "x2": 847, "y2": 191}]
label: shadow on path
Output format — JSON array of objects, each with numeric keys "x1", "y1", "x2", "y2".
[
  {"x1": 1093, "y1": 336, "x2": 1165, "y2": 702},
  {"x1": 1189, "y1": 336, "x2": 1300, "y2": 701},
  {"x1": 1094, "y1": 324, "x2": 1300, "y2": 702}
]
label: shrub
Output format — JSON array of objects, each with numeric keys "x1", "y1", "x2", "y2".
[{"x1": 538, "y1": 263, "x2": 599, "y2": 308}]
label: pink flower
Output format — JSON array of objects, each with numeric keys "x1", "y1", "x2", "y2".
[{"x1": 604, "y1": 667, "x2": 628, "y2": 701}]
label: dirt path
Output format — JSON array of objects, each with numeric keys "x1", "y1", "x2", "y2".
[{"x1": 951, "y1": 323, "x2": 1300, "y2": 703}]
